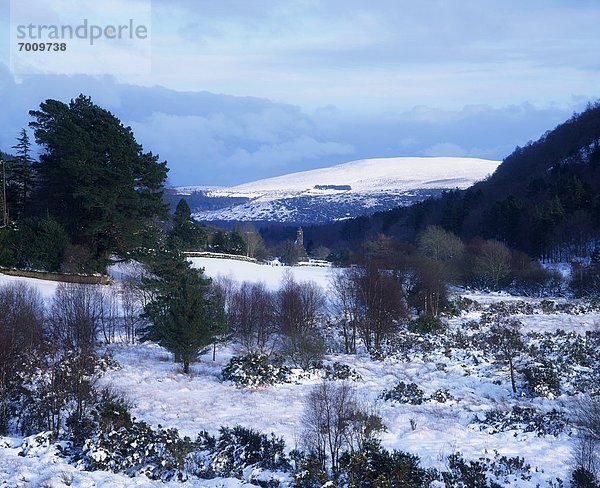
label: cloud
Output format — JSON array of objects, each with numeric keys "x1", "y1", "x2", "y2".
[
  {"x1": 0, "y1": 63, "x2": 592, "y2": 186},
  {"x1": 422, "y1": 143, "x2": 467, "y2": 158}
]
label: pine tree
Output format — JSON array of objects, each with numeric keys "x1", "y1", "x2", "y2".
[
  {"x1": 168, "y1": 198, "x2": 206, "y2": 251},
  {"x1": 140, "y1": 252, "x2": 226, "y2": 373},
  {"x1": 28, "y1": 95, "x2": 168, "y2": 270},
  {"x1": 9, "y1": 129, "x2": 35, "y2": 218}
]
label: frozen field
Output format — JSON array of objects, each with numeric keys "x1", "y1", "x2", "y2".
[{"x1": 0, "y1": 257, "x2": 597, "y2": 486}]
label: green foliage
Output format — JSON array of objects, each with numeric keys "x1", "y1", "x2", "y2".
[
  {"x1": 190, "y1": 426, "x2": 290, "y2": 479},
  {"x1": 7, "y1": 128, "x2": 35, "y2": 218},
  {"x1": 339, "y1": 440, "x2": 429, "y2": 488},
  {"x1": 9, "y1": 217, "x2": 69, "y2": 271},
  {"x1": 211, "y1": 230, "x2": 247, "y2": 255},
  {"x1": 0, "y1": 217, "x2": 70, "y2": 272},
  {"x1": 29, "y1": 94, "x2": 168, "y2": 269},
  {"x1": 140, "y1": 252, "x2": 227, "y2": 374},
  {"x1": 408, "y1": 314, "x2": 446, "y2": 335},
  {"x1": 571, "y1": 468, "x2": 600, "y2": 488},
  {"x1": 168, "y1": 199, "x2": 207, "y2": 251}
]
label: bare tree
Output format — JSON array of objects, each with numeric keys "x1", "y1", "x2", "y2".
[
  {"x1": 0, "y1": 283, "x2": 45, "y2": 434},
  {"x1": 239, "y1": 223, "x2": 266, "y2": 259},
  {"x1": 489, "y1": 318, "x2": 524, "y2": 394},
  {"x1": 329, "y1": 268, "x2": 360, "y2": 354},
  {"x1": 277, "y1": 275, "x2": 325, "y2": 368},
  {"x1": 229, "y1": 281, "x2": 276, "y2": 355},
  {"x1": 98, "y1": 286, "x2": 120, "y2": 344},
  {"x1": 406, "y1": 257, "x2": 448, "y2": 317},
  {"x1": 418, "y1": 225, "x2": 465, "y2": 262},
  {"x1": 302, "y1": 381, "x2": 357, "y2": 476},
  {"x1": 354, "y1": 264, "x2": 406, "y2": 353},
  {"x1": 571, "y1": 395, "x2": 600, "y2": 477},
  {"x1": 475, "y1": 239, "x2": 513, "y2": 290},
  {"x1": 48, "y1": 283, "x2": 103, "y2": 352},
  {"x1": 121, "y1": 277, "x2": 144, "y2": 344}
]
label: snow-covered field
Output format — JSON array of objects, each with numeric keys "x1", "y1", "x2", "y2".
[
  {"x1": 0, "y1": 258, "x2": 598, "y2": 486},
  {"x1": 189, "y1": 257, "x2": 333, "y2": 290}
]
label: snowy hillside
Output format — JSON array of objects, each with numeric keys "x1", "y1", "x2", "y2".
[{"x1": 176, "y1": 157, "x2": 500, "y2": 224}]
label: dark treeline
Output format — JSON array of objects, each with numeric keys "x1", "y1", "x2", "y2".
[{"x1": 293, "y1": 102, "x2": 600, "y2": 264}]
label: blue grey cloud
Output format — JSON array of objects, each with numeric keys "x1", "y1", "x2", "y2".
[{"x1": 0, "y1": 64, "x2": 588, "y2": 186}]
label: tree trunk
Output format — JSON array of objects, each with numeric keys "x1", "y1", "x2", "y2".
[{"x1": 509, "y1": 357, "x2": 516, "y2": 393}]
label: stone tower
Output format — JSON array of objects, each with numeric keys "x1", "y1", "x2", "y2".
[{"x1": 295, "y1": 226, "x2": 304, "y2": 247}]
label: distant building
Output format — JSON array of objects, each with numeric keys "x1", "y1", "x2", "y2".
[{"x1": 295, "y1": 226, "x2": 304, "y2": 247}]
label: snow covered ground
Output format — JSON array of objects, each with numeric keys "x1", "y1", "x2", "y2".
[
  {"x1": 0, "y1": 258, "x2": 597, "y2": 486},
  {"x1": 189, "y1": 257, "x2": 334, "y2": 291}
]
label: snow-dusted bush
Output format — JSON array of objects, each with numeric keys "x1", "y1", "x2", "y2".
[
  {"x1": 338, "y1": 440, "x2": 431, "y2": 487},
  {"x1": 441, "y1": 451, "x2": 533, "y2": 487},
  {"x1": 380, "y1": 382, "x2": 425, "y2": 405},
  {"x1": 187, "y1": 426, "x2": 290, "y2": 481},
  {"x1": 322, "y1": 362, "x2": 362, "y2": 382},
  {"x1": 430, "y1": 389, "x2": 455, "y2": 403},
  {"x1": 522, "y1": 360, "x2": 561, "y2": 398},
  {"x1": 475, "y1": 406, "x2": 567, "y2": 437},
  {"x1": 527, "y1": 330, "x2": 600, "y2": 396},
  {"x1": 82, "y1": 420, "x2": 193, "y2": 481},
  {"x1": 408, "y1": 314, "x2": 446, "y2": 335},
  {"x1": 448, "y1": 296, "x2": 483, "y2": 315},
  {"x1": 222, "y1": 352, "x2": 291, "y2": 387},
  {"x1": 480, "y1": 301, "x2": 535, "y2": 324}
]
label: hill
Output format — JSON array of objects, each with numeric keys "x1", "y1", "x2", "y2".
[
  {"x1": 314, "y1": 103, "x2": 600, "y2": 261},
  {"x1": 174, "y1": 157, "x2": 500, "y2": 224}
]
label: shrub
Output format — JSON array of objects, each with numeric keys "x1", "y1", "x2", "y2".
[
  {"x1": 430, "y1": 389, "x2": 454, "y2": 403},
  {"x1": 188, "y1": 426, "x2": 290, "y2": 480},
  {"x1": 475, "y1": 406, "x2": 567, "y2": 437},
  {"x1": 571, "y1": 467, "x2": 600, "y2": 488},
  {"x1": 522, "y1": 360, "x2": 561, "y2": 398},
  {"x1": 323, "y1": 362, "x2": 362, "y2": 381},
  {"x1": 408, "y1": 314, "x2": 446, "y2": 334},
  {"x1": 82, "y1": 420, "x2": 194, "y2": 481},
  {"x1": 441, "y1": 451, "x2": 532, "y2": 487},
  {"x1": 339, "y1": 440, "x2": 430, "y2": 488},
  {"x1": 12, "y1": 217, "x2": 69, "y2": 271},
  {"x1": 222, "y1": 352, "x2": 291, "y2": 387},
  {"x1": 380, "y1": 382, "x2": 425, "y2": 405}
]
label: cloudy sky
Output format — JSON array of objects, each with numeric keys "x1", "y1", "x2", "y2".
[{"x1": 1, "y1": 0, "x2": 599, "y2": 186}]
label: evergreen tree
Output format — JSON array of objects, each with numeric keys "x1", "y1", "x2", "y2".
[
  {"x1": 28, "y1": 95, "x2": 168, "y2": 270},
  {"x1": 140, "y1": 253, "x2": 226, "y2": 373},
  {"x1": 8, "y1": 129, "x2": 35, "y2": 218},
  {"x1": 168, "y1": 198, "x2": 206, "y2": 251}
]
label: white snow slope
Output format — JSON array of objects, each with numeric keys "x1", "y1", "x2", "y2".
[
  {"x1": 182, "y1": 157, "x2": 500, "y2": 198},
  {"x1": 180, "y1": 157, "x2": 501, "y2": 223}
]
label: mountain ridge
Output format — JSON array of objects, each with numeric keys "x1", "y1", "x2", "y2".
[{"x1": 175, "y1": 156, "x2": 500, "y2": 224}]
